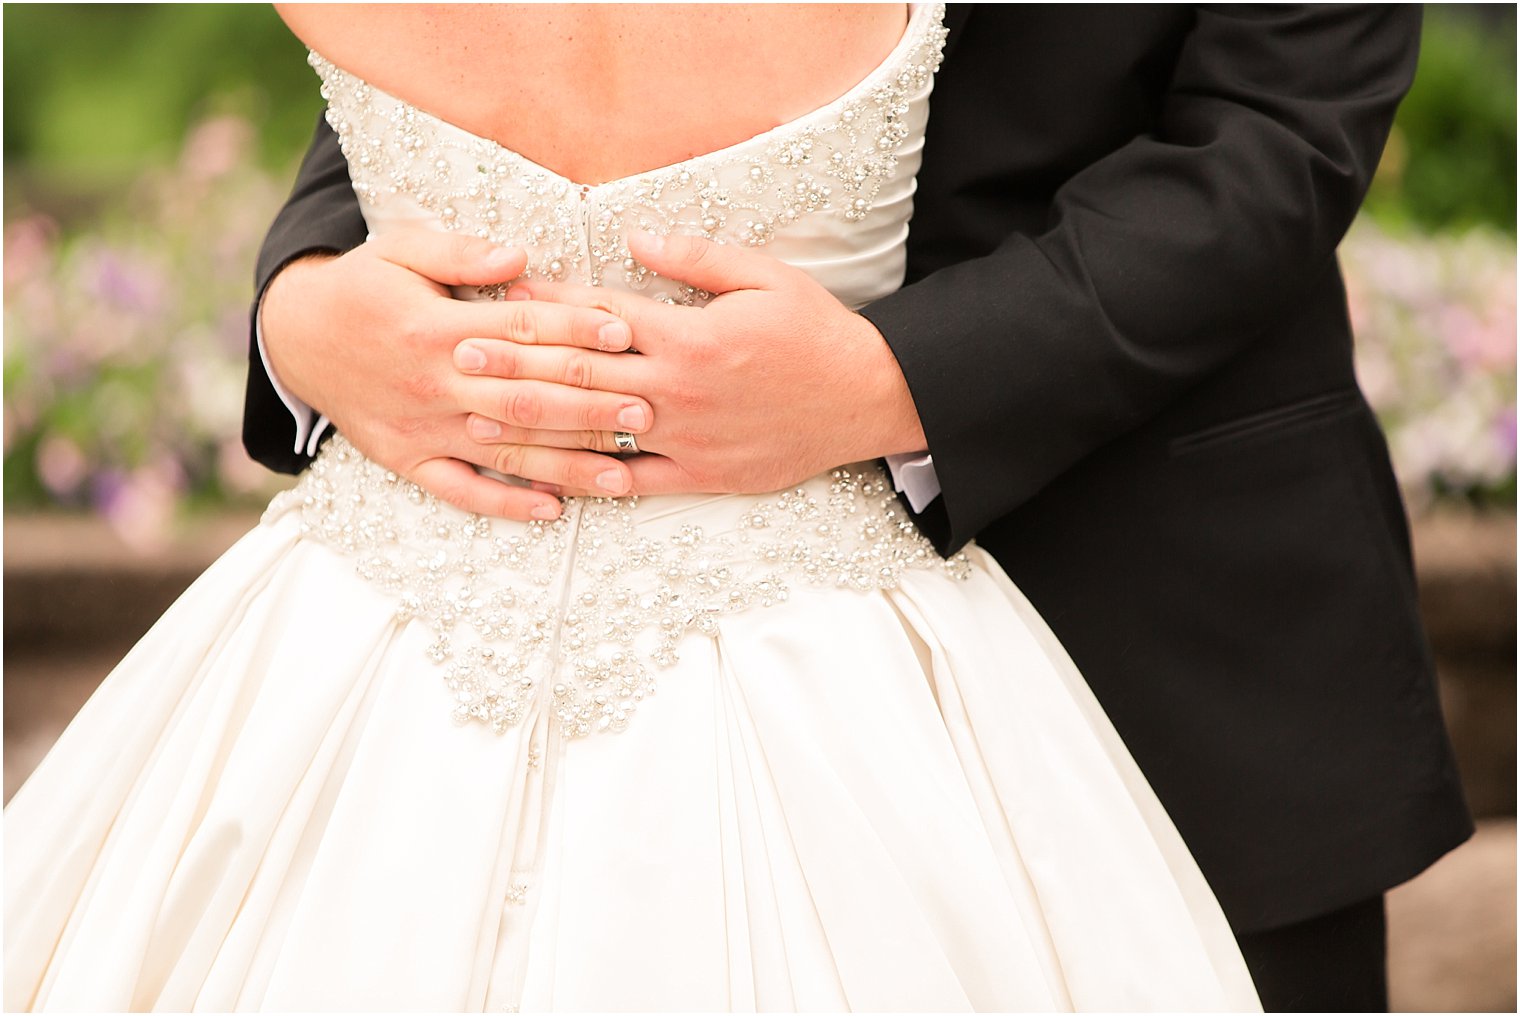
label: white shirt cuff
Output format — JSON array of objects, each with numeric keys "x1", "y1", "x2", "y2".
[
  {"x1": 255, "y1": 304, "x2": 331, "y2": 457},
  {"x1": 884, "y1": 452, "x2": 941, "y2": 513}
]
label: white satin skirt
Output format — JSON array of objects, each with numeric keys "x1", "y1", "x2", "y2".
[{"x1": 5, "y1": 448, "x2": 1261, "y2": 1012}]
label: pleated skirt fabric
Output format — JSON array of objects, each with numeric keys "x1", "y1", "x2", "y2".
[{"x1": 6, "y1": 496, "x2": 1260, "y2": 1011}]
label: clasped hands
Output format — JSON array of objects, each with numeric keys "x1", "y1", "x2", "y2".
[{"x1": 261, "y1": 229, "x2": 926, "y2": 522}]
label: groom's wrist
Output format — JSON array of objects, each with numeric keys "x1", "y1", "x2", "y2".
[{"x1": 259, "y1": 252, "x2": 341, "y2": 415}]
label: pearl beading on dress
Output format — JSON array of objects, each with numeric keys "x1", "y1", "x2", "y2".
[
  {"x1": 266, "y1": 439, "x2": 970, "y2": 737},
  {"x1": 268, "y1": 7, "x2": 962, "y2": 737},
  {"x1": 308, "y1": 6, "x2": 947, "y2": 300}
]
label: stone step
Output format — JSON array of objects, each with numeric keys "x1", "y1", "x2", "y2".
[
  {"x1": 1388, "y1": 819, "x2": 1517, "y2": 1012},
  {"x1": 4, "y1": 511, "x2": 263, "y2": 650}
]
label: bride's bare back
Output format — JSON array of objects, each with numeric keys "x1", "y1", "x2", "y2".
[{"x1": 277, "y1": 3, "x2": 908, "y2": 186}]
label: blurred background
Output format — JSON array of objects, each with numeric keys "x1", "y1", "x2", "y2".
[{"x1": 3, "y1": 5, "x2": 1515, "y2": 1010}]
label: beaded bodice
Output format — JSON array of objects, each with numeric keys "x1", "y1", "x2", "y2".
[
  {"x1": 267, "y1": 5, "x2": 965, "y2": 738},
  {"x1": 309, "y1": 3, "x2": 946, "y2": 309}
]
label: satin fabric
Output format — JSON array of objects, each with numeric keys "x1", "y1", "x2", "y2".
[
  {"x1": 8, "y1": 502, "x2": 1258, "y2": 1010},
  {"x1": 7, "y1": 5, "x2": 1260, "y2": 1009}
]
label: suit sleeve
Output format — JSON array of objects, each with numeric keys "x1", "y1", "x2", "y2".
[
  {"x1": 859, "y1": 5, "x2": 1421, "y2": 555},
  {"x1": 243, "y1": 113, "x2": 369, "y2": 474}
]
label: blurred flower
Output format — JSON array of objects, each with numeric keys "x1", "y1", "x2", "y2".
[
  {"x1": 1497, "y1": 407, "x2": 1518, "y2": 460},
  {"x1": 93, "y1": 457, "x2": 186, "y2": 553},
  {"x1": 217, "y1": 438, "x2": 274, "y2": 496},
  {"x1": 36, "y1": 433, "x2": 88, "y2": 499},
  {"x1": 180, "y1": 115, "x2": 254, "y2": 185},
  {"x1": 1344, "y1": 219, "x2": 1517, "y2": 510},
  {"x1": 3, "y1": 215, "x2": 59, "y2": 293},
  {"x1": 4, "y1": 113, "x2": 286, "y2": 539},
  {"x1": 82, "y1": 248, "x2": 173, "y2": 343}
]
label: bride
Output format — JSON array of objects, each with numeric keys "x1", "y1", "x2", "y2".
[{"x1": 6, "y1": 5, "x2": 1261, "y2": 1010}]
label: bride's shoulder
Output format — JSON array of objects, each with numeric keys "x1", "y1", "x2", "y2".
[
  {"x1": 274, "y1": 4, "x2": 541, "y2": 128},
  {"x1": 274, "y1": 4, "x2": 471, "y2": 82}
]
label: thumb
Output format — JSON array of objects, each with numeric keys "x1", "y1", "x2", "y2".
[
  {"x1": 627, "y1": 231, "x2": 788, "y2": 296},
  {"x1": 367, "y1": 228, "x2": 528, "y2": 287}
]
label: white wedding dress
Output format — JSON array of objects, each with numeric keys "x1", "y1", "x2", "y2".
[{"x1": 6, "y1": 7, "x2": 1261, "y2": 1011}]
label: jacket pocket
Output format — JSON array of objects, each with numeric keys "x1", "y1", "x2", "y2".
[{"x1": 1168, "y1": 389, "x2": 1364, "y2": 458}]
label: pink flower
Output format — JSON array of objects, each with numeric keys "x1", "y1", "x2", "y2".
[
  {"x1": 1495, "y1": 407, "x2": 1517, "y2": 461},
  {"x1": 217, "y1": 439, "x2": 275, "y2": 496},
  {"x1": 36, "y1": 433, "x2": 88, "y2": 498},
  {"x1": 3, "y1": 215, "x2": 58, "y2": 293},
  {"x1": 84, "y1": 248, "x2": 168, "y2": 318},
  {"x1": 180, "y1": 115, "x2": 253, "y2": 185},
  {"x1": 94, "y1": 458, "x2": 187, "y2": 554}
]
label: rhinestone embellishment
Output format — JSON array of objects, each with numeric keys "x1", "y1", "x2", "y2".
[
  {"x1": 308, "y1": 6, "x2": 947, "y2": 301},
  {"x1": 266, "y1": 438, "x2": 970, "y2": 737},
  {"x1": 275, "y1": 8, "x2": 964, "y2": 737}
]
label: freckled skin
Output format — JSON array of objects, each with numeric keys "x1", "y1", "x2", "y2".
[{"x1": 276, "y1": 4, "x2": 907, "y2": 186}]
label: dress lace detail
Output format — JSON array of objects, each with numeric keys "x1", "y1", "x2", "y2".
[
  {"x1": 309, "y1": 5, "x2": 947, "y2": 300},
  {"x1": 272, "y1": 6, "x2": 964, "y2": 737},
  {"x1": 266, "y1": 438, "x2": 970, "y2": 737}
]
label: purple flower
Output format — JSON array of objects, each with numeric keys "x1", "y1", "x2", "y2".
[
  {"x1": 85, "y1": 249, "x2": 168, "y2": 317},
  {"x1": 1495, "y1": 406, "x2": 1517, "y2": 461},
  {"x1": 93, "y1": 459, "x2": 186, "y2": 553}
]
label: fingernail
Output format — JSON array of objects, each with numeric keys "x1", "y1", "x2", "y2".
[
  {"x1": 506, "y1": 285, "x2": 532, "y2": 301},
  {"x1": 486, "y1": 247, "x2": 519, "y2": 269},
  {"x1": 531, "y1": 502, "x2": 561, "y2": 521},
  {"x1": 632, "y1": 230, "x2": 664, "y2": 254},
  {"x1": 456, "y1": 344, "x2": 486, "y2": 371},
  {"x1": 595, "y1": 469, "x2": 625, "y2": 494},
  {"x1": 616, "y1": 405, "x2": 647, "y2": 430},
  {"x1": 598, "y1": 321, "x2": 631, "y2": 351},
  {"x1": 470, "y1": 417, "x2": 502, "y2": 439}
]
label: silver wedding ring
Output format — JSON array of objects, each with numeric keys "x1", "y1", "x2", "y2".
[{"x1": 613, "y1": 431, "x2": 640, "y2": 454}]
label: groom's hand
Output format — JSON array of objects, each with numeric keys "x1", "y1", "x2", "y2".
[
  {"x1": 260, "y1": 229, "x2": 652, "y2": 520},
  {"x1": 457, "y1": 232, "x2": 927, "y2": 497}
]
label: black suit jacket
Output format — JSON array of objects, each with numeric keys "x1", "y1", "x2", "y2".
[{"x1": 245, "y1": 4, "x2": 1471, "y2": 933}]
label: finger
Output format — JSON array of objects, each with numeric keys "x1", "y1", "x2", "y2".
[
  {"x1": 454, "y1": 343, "x2": 649, "y2": 400},
  {"x1": 465, "y1": 418, "x2": 643, "y2": 455},
  {"x1": 535, "y1": 482, "x2": 597, "y2": 498},
  {"x1": 502, "y1": 280, "x2": 680, "y2": 354},
  {"x1": 460, "y1": 443, "x2": 633, "y2": 497},
  {"x1": 624, "y1": 454, "x2": 704, "y2": 496},
  {"x1": 366, "y1": 229, "x2": 528, "y2": 287},
  {"x1": 411, "y1": 458, "x2": 564, "y2": 521},
  {"x1": 626, "y1": 231, "x2": 792, "y2": 295},
  {"x1": 443, "y1": 298, "x2": 633, "y2": 352}
]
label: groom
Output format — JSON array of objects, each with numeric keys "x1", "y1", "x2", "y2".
[{"x1": 246, "y1": 6, "x2": 1471, "y2": 1010}]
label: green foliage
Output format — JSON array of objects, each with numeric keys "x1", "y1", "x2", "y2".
[
  {"x1": 3, "y1": 4, "x2": 320, "y2": 191},
  {"x1": 4, "y1": 5, "x2": 1514, "y2": 234},
  {"x1": 1365, "y1": 6, "x2": 1517, "y2": 234}
]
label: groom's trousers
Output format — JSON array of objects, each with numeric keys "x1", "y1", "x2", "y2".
[{"x1": 1237, "y1": 895, "x2": 1388, "y2": 1012}]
